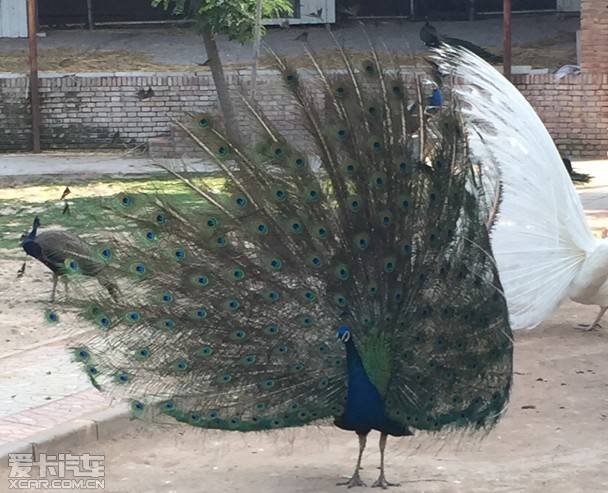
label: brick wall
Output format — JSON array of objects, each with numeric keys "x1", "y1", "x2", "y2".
[
  {"x1": 514, "y1": 72, "x2": 608, "y2": 159},
  {"x1": 0, "y1": 75, "x2": 31, "y2": 151},
  {"x1": 580, "y1": 0, "x2": 608, "y2": 73},
  {"x1": 1, "y1": 70, "x2": 607, "y2": 159},
  {"x1": 0, "y1": 70, "x2": 314, "y2": 155}
]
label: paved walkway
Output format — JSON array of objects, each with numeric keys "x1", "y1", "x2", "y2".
[
  {"x1": 0, "y1": 152, "x2": 213, "y2": 179},
  {"x1": 575, "y1": 161, "x2": 608, "y2": 235},
  {"x1": 0, "y1": 339, "x2": 110, "y2": 446},
  {"x1": 0, "y1": 152, "x2": 159, "y2": 177}
]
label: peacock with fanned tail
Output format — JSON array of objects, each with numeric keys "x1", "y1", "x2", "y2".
[{"x1": 49, "y1": 41, "x2": 513, "y2": 487}]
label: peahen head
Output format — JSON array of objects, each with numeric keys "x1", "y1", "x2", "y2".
[
  {"x1": 336, "y1": 325, "x2": 351, "y2": 343},
  {"x1": 22, "y1": 216, "x2": 41, "y2": 243},
  {"x1": 32, "y1": 216, "x2": 41, "y2": 232}
]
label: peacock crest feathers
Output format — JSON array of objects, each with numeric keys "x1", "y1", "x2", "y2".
[{"x1": 52, "y1": 36, "x2": 512, "y2": 434}]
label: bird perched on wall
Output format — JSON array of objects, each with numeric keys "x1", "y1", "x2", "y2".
[
  {"x1": 21, "y1": 216, "x2": 119, "y2": 302},
  {"x1": 434, "y1": 46, "x2": 605, "y2": 332},
  {"x1": 420, "y1": 19, "x2": 503, "y2": 64},
  {"x1": 49, "y1": 42, "x2": 513, "y2": 487},
  {"x1": 419, "y1": 19, "x2": 441, "y2": 47},
  {"x1": 136, "y1": 87, "x2": 155, "y2": 100}
]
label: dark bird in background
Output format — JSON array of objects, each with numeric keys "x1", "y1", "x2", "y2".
[
  {"x1": 420, "y1": 19, "x2": 503, "y2": 64},
  {"x1": 562, "y1": 157, "x2": 592, "y2": 184},
  {"x1": 20, "y1": 216, "x2": 119, "y2": 302},
  {"x1": 60, "y1": 187, "x2": 71, "y2": 200},
  {"x1": 136, "y1": 87, "x2": 155, "y2": 100},
  {"x1": 420, "y1": 19, "x2": 441, "y2": 47},
  {"x1": 338, "y1": 4, "x2": 360, "y2": 18},
  {"x1": 50, "y1": 44, "x2": 513, "y2": 487},
  {"x1": 60, "y1": 186, "x2": 71, "y2": 215},
  {"x1": 307, "y1": 7, "x2": 323, "y2": 19}
]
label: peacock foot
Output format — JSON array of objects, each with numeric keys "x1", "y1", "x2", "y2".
[
  {"x1": 337, "y1": 472, "x2": 367, "y2": 488},
  {"x1": 576, "y1": 323, "x2": 601, "y2": 331},
  {"x1": 371, "y1": 473, "x2": 400, "y2": 489}
]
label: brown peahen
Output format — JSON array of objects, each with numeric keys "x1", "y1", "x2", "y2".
[
  {"x1": 46, "y1": 40, "x2": 513, "y2": 487},
  {"x1": 21, "y1": 216, "x2": 119, "y2": 303}
]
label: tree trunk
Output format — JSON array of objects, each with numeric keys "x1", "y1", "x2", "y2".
[
  {"x1": 250, "y1": 0, "x2": 264, "y2": 99},
  {"x1": 200, "y1": 23, "x2": 243, "y2": 145},
  {"x1": 468, "y1": 0, "x2": 476, "y2": 21}
]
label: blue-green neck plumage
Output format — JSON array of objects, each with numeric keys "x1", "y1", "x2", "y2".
[{"x1": 335, "y1": 334, "x2": 411, "y2": 437}]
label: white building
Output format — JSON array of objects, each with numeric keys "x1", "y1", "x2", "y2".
[
  {"x1": 0, "y1": 0, "x2": 335, "y2": 38},
  {"x1": 0, "y1": 0, "x2": 28, "y2": 38}
]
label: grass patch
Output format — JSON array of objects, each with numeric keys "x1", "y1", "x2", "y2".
[{"x1": 0, "y1": 175, "x2": 225, "y2": 251}]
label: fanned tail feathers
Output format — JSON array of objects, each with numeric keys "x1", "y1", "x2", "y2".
[
  {"x1": 54, "y1": 37, "x2": 513, "y2": 433},
  {"x1": 432, "y1": 45, "x2": 596, "y2": 329}
]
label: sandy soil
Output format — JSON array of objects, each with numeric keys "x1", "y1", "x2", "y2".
[
  {"x1": 0, "y1": 255, "x2": 59, "y2": 355},
  {"x1": 1, "y1": 161, "x2": 607, "y2": 492},
  {"x1": 1, "y1": 301, "x2": 607, "y2": 493},
  {"x1": 0, "y1": 255, "x2": 90, "y2": 357}
]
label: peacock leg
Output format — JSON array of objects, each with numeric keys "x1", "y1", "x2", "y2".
[
  {"x1": 577, "y1": 306, "x2": 608, "y2": 331},
  {"x1": 371, "y1": 433, "x2": 400, "y2": 489},
  {"x1": 337, "y1": 432, "x2": 368, "y2": 488},
  {"x1": 50, "y1": 273, "x2": 58, "y2": 303}
]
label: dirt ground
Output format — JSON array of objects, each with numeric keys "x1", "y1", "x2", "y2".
[
  {"x1": 1, "y1": 161, "x2": 607, "y2": 491},
  {"x1": 0, "y1": 254, "x2": 61, "y2": 355},
  {"x1": 0, "y1": 255, "x2": 91, "y2": 357},
  {"x1": 0, "y1": 301, "x2": 607, "y2": 493}
]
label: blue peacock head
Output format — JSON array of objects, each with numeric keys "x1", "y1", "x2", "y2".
[
  {"x1": 21, "y1": 216, "x2": 41, "y2": 244},
  {"x1": 336, "y1": 325, "x2": 351, "y2": 343}
]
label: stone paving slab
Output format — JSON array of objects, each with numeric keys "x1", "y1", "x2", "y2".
[
  {"x1": 0, "y1": 343, "x2": 90, "y2": 419},
  {"x1": 0, "y1": 339, "x2": 112, "y2": 447},
  {"x1": 0, "y1": 389, "x2": 110, "y2": 445}
]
